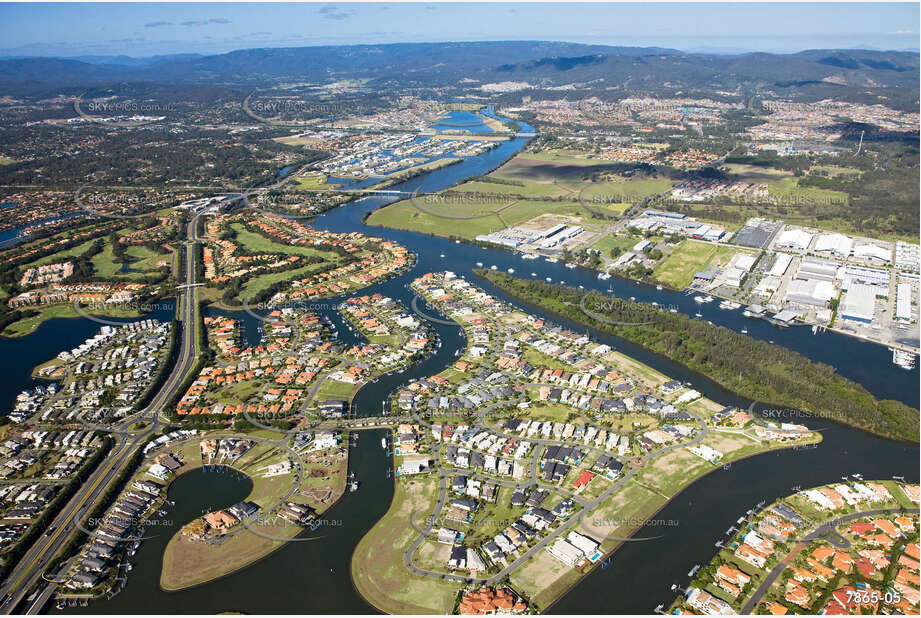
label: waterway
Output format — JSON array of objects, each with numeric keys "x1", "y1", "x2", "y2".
[
  {"x1": 59, "y1": 429, "x2": 391, "y2": 614},
  {"x1": 22, "y1": 110, "x2": 918, "y2": 613}
]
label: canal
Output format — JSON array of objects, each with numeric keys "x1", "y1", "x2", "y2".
[
  {"x1": 61, "y1": 429, "x2": 391, "y2": 614},
  {"x1": 25, "y1": 109, "x2": 918, "y2": 613}
]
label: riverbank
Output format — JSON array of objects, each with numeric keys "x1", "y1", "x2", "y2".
[
  {"x1": 478, "y1": 270, "x2": 918, "y2": 443},
  {"x1": 153, "y1": 431, "x2": 348, "y2": 591}
]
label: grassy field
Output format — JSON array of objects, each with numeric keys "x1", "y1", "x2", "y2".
[
  {"x1": 652, "y1": 240, "x2": 748, "y2": 289},
  {"x1": 294, "y1": 174, "x2": 336, "y2": 190},
  {"x1": 160, "y1": 441, "x2": 348, "y2": 591},
  {"x1": 589, "y1": 233, "x2": 644, "y2": 256},
  {"x1": 91, "y1": 244, "x2": 166, "y2": 280},
  {"x1": 366, "y1": 198, "x2": 587, "y2": 241},
  {"x1": 230, "y1": 224, "x2": 339, "y2": 258},
  {"x1": 1, "y1": 303, "x2": 147, "y2": 338},
  {"x1": 351, "y1": 475, "x2": 458, "y2": 614},
  {"x1": 26, "y1": 238, "x2": 97, "y2": 268}
]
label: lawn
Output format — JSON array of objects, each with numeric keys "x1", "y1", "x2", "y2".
[
  {"x1": 294, "y1": 173, "x2": 338, "y2": 190},
  {"x1": 1, "y1": 303, "x2": 147, "y2": 338},
  {"x1": 589, "y1": 233, "x2": 645, "y2": 257},
  {"x1": 90, "y1": 244, "x2": 168, "y2": 280},
  {"x1": 652, "y1": 240, "x2": 748, "y2": 289},
  {"x1": 230, "y1": 224, "x2": 340, "y2": 258},
  {"x1": 27, "y1": 238, "x2": 97, "y2": 267},
  {"x1": 160, "y1": 438, "x2": 348, "y2": 591},
  {"x1": 351, "y1": 475, "x2": 459, "y2": 614},
  {"x1": 366, "y1": 198, "x2": 587, "y2": 241}
]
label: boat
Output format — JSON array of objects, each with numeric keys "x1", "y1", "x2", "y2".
[
  {"x1": 565, "y1": 263, "x2": 576, "y2": 269},
  {"x1": 531, "y1": 272, "x2": 537, "y2": 277},
  {"x1": 669, "y1": 308, "x2": 677, "y2": 313},
  {"x1": 702, "y1": 295, "x2": 714, "y2": 303},
  {"x1": 719, "y1": 300, "x2": 741, "y2": 310},
  {"x1": 439, "y1": 253, "x2": 445, "y2": 258},
  {"x1": 695, "y1": 312, "x2": 703, "y2": 318},
  {"x1": 490, "y1": 265, "x2": 497, "y2": 270},
  {"x1": 598, "y1": 273, "x2": 611, "y2": 280},
  {"x1": 688, "y1": 565, "x2": 700, "y2": 577},
  {"x1": 545, "y1": 277, "x2": 552, "y2": 282},
  {"x1": 811, "y1": 324, "x2": 818, "y2": 334},
  {"x1": 656, "y1": 285, "x2": 663, "y2": 291},
  {"x1": 693, "y1": 295, "x2": 705, "y2": 304},
  {"x1": 381, "y1": 438, "x2": 387, "y2": 449},
  {"x1": 545, "y1": 257, "x2": 558, "y2": 263},
  {"x1": 507, "y1": 268, "x2": 514, "y2": 274},
  {"x1": 476, "y1": 262, "x2": 483, "y2": 267},
  {"x1": 522, "y1": 253, "x2": 539, "y2": 260},
  {"x1": 892, "y1": 348, "x2": 917, "y2": 370},
  {"x1": 349, "y1": 481, "x2": 359, "y2": 492},
  {"x1": 741, "y1": 328, "x2": 747, "y2": 334}
]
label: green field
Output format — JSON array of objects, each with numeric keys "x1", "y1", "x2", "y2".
[
  {"x1": 589, "y1": 233, "x2": 645, "y2": 256},
  {"x1": 351, "y1": 475, "x2": 458, "y2": 613},
  {"x1": 2, "y1": 303, "x2": 147, "y2": 338},
  {"x1": 366, "y1": 198, "x2": 588, "y2": 240},
  {"x1": 230, "y1": 224, "x2": 339, "y2": 258},
  {"x1": 91, "y1": 244, "x2": 167, "y2": 280},
  {"x1": 652, "y1": 240, "x2": 748, "y2": 289}
]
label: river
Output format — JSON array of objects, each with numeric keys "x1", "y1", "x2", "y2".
[{"x1": 31, "y1": 110, "x2": 918, "y2": 613}]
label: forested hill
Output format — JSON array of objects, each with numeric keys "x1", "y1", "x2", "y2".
[
  {"x1": 0, "y1": 41, "x2": 917, "y2": 107},
  {"x1": 478, "y1": 270, "x2": 919, "y2": 443}
]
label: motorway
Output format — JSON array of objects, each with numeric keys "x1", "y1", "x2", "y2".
[{"x1": 0, "y1": 213, "x2": 203, "y2": 614}]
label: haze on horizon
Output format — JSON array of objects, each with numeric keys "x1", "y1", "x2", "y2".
[{"x1": 0, "y1": 2, "x2": 918, "y2": 59}]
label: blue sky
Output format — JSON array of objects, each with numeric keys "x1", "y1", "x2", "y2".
[{"x1": 0, "y1": 2, "x2": 918, "y2": 58}]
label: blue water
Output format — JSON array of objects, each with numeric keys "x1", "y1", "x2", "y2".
[{"x1": 429, "y1": 110, "x2": 493, "y2": 133}]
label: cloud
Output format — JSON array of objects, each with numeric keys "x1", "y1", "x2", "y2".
[
  {"x1": 144, "y1": 21, "x2": 172, "y2": 28},
  {"x1": 318, "y1": 5, "x2": 352, "y2": 20},
  {"x1": 180, "y1": 18, "x2": 231, "y2": 27}
]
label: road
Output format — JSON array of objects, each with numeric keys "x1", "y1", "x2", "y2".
[
  {"x1": 0, "y1": 214, "x2": 203, "y2": 614},
  {"x1": 740, "y1": 506, "x2": 920, "y2": 614}
]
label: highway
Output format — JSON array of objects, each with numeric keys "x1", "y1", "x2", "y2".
[{"x1": 0, "y1": 213, "x2": 203, "y2": 614}]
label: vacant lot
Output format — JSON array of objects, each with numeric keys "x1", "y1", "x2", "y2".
[
  {"x1": 652, "y1": 240, "x2": 745, "y2": 289},
  {"x1": 351, "y1": 475, "x2": 458, "y2": 614}
]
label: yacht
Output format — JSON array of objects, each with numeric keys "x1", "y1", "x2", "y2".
[
  {"x1": 545, "y1": 257, "x2": 559, "y2": 263},
  {"x1": 693, "y1": 295, "x2": 705, "y2": 304},
  {"x1": 892, "y1": 348, "x2": 917, "y2": 370},
  {"x1": 565, "y1": 263, "x2": 577, "y2": 269},
  {"x1": 598, "y1": 272, "x2": 611, "y2": 280}
]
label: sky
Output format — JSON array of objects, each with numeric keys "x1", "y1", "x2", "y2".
[{"x1": 0, "y1": 2, "x2": 918, "y2": 58}]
